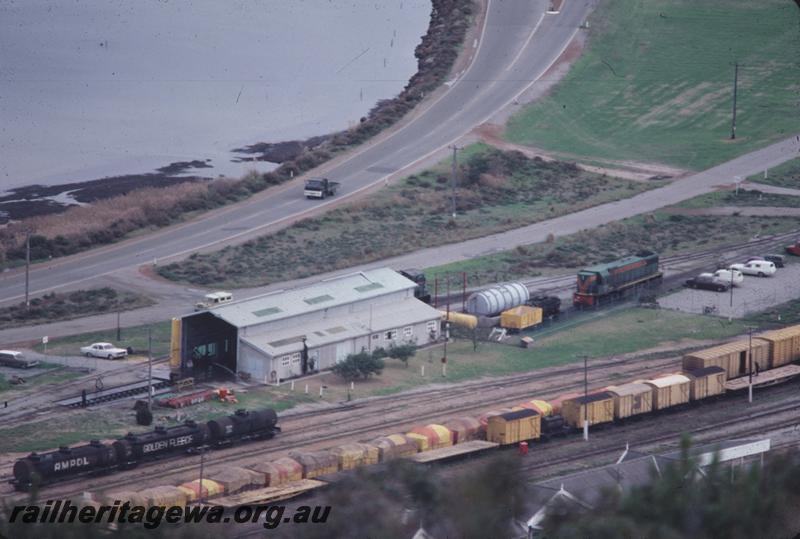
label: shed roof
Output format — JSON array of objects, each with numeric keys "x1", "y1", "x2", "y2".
[
  {"x1": 645, "y1": 374, "x2": 690, "y2": 388},
  {"x1": 202, "y1": 268, "x2": 416, "y2": 328},
  {"x1": 240, "y1": 299, "x2": 440, "y2": 357}
]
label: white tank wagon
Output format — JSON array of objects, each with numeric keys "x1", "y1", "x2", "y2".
[{"x1": 466, "y1": 283, "x2": 530, "y2": 317}]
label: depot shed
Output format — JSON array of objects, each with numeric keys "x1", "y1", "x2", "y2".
[
  {"x1": 561, "y1": 392, "x2": 614, "y2": 428},
  {"x1": 644, "y1": 374, "x2": 691, "y2": 410},
  {"x1": 757, "y1": 325, "x2": 800, "y2": 368},
  {"x1": 682, "y1": 339, "x2": 770, "y2": 380},
  {"x1": 177, "y1": 268, "x2": 441, "y2": 382},
  {"x1": 605, "y1": 383, "x2": 653, "y2": 419}
]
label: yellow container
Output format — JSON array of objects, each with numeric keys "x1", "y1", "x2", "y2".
[
  {"x1": 178, "y1": 479, "x2": 224, "y2": 501},
  {"x1": 500, "y1": 306, "x2": 543, "y2": 330},
  {"x1": 757, "y1": 325, "x2": 800, "y2": 367},
  {"x1": 440, "y1": 310, "x2": 478, "y2": 329},
  {"x1": 486, "y1": 409, "x2": 541, "y2": 445},
  {"x1": 683, "y1": 339, "x2": 770, "y2": 379},
  {"x1": 139, "y1": 486, "x2": 188, "y2": 507},
  {"x1": 561, "y1": 392, "x2": 614, "y2": 427},
  {"x1": 169, "y1": 318, "x2": 181, "y2": 370},
  {"x1": 516, "y1": 399, "x2": 553, "y2": 417}
]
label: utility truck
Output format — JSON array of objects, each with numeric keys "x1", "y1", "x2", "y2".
[{"x1": 303, "y1": 177, "x2": 339, "y2": 199}]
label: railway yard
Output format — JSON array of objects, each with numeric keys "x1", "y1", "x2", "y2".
[{"x1": 3, "y1": 0, "x2": 800, "y2": 536}]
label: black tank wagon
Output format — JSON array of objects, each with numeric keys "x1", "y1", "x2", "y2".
[
  {"x1": 207, "y1": 408, "x2": 279, "y2": 446},
  {"x1": 113, "y1": 420, "x2": 209, "y2": 466},
  {"x1": 13, "y1": 440, "x2": 116, "y2": 490},
  {"x1": 11, "y1": 407, "x2": 280, "y2": 491}
]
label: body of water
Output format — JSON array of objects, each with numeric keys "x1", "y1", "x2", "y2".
[{"x1": 0, "y1": 0, "x2": 431, "y2": 192}]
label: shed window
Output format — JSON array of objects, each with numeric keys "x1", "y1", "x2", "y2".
[
  {"x1": 426, "y1": 320, "x2": 438, "y2": 332},
  {"x1": 403, "y1": 326, "x2": 413, "y2": 338},
  {"x1": 291, "y1": 352, "x2": 301, "y2": 364},
  {"x1": 372, "y1": 334, "x2": 380, "y2": 341},
  {"x1": 280, "y1": 356, "x2": 291, "y2": 367},
  {"x1": 385, "y1": 330, "x2": 398, "y2": 340}
]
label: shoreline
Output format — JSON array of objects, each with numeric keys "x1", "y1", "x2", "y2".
[
  {"x1": 0, "y1": 0, "x2": 477, "y2": 263},
  {"x1": 2, "y1": 0, "x2": 469, "y2": 224}
]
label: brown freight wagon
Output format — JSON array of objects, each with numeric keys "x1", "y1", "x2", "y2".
[
  {"x1": 486, "y1": 409, "x2": 541, "y2": 445},
  {"x1": 682, "y1": 339, "x2": 770, "y2": 380},
  {"x1": 684, "y1": 366, "x2": 726, "y2": 401},
  {"x1": 757, "y1": 325, "x2": 800, "y2": 368},
  {"x1": 605, "y1": 383, "x2": 652, "y2": 420},
  {"x1": 643, "y1": 374, "x2": 690, "y2": 410},
  {"x1": 561, "y1": 392, "x2": 614, "y2": 428}
]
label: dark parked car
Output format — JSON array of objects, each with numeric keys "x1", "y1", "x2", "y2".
[
  {"x1": 746, "y1": 255, "x2": 785, "y2": 269},
  {"x1": 763, "y1": 254, "x2": 785, "y2": 268},
  {"x1": 685, "y1": 274, "x2": 730, "y2": 292}
]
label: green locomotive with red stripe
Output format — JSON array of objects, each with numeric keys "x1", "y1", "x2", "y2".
[{"x1": 573, "y1": 251, "x2": 662, "y2": 307}]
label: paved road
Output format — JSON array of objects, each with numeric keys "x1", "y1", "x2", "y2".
[
  {"x1": 3, "y1": 135, "x2": 799, "y2": 345},
  {"x1": 0, "y1": 0, "x2": 595, "y2": 306}
]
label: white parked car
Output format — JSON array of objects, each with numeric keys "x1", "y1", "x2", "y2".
[
  {"x1": 730, "y1": 260, "x2": 776, "y2": 277},
  {"x1": 80, "y1": 342, "x2": 128, "y2": 359},
  {"x1": 713, "y1": 268, "x2": 744, "y2": 286}
]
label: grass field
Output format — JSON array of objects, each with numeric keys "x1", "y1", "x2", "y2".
[
  {"x1": 748, "y1": 157, "x2": 800, "y2": 189},
  {"x1": 157, "y1": 145, "x2": 657, "y2": 287},
  {"x1": 506, "y1": 0, "x2": 799, "y2": 170},
  {"x1": 0, "y1": 288, "x2": 154, "y2": 330},
  {"x1": 0, "y1": 366, "x2": 82, "y2": 398},
  {"x1": 423, "y1": 212, "x2": 799, "y2": 286},
  {"x1": 672, "y1": 190, "x2": 800, "y2": 209},
  {"x1": 31, "y1": 320, "x2": 173, "y2": 357}
]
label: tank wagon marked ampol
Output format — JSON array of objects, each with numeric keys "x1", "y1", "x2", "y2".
[{"x1": 12, "y1": 408, "x2": 279, "y2": 491}]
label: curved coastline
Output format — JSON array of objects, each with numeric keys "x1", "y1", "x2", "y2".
[{"x1": 0, "y1": 0, "x2": 477, "y2": 265}]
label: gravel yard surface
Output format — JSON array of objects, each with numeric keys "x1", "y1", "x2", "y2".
[{"x1": 659, "y1": 258, "x2": 800, "y2": 318}]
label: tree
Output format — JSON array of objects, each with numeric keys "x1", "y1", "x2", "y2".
[
  {"x1": 332, "y1": 350, "x2": 384, "y2": 381},
  {"x1": 387, "y1": 343, "x2": 417, "y2": 367}
]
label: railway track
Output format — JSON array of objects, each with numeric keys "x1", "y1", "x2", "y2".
[
  {"x1": 6, "y1": 346, "x2": 772, "y2": 497},
  {"x1": 431, "y1": 228, "x2": 800, "y2": 308},
  {"x1": 0, "y1": 351, "x2": 690, "y2": 500}
]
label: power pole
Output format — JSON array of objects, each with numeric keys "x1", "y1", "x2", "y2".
[
  {"x1": 198, "y1": 448, "x2": 206, "y2": 504},
  {"x1": 25, "y1": 232, "x2": 30, "y2": 310},
  {"x1": 748, "y1": 326, "x2": 753, "y2": 404},
  {"x1": 583, "y1": 355, "x2": 589, "y2": 441},
  {"x1": 730, "y1": 62, "x2": 739, "y2": 140},
  {"x1": 147, "y1": 327, "x2": 153, "y2": 412},
  {"x1": 448, "y1": 145, "x2": 462, "y2": 218}
]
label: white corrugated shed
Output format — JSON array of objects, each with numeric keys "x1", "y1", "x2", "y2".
[{"x1": 209, "y1": 268, "x2": 417, "y2": 328}]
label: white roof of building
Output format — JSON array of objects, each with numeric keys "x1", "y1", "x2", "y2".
[
  {"x1": 205, "y1": 268, "x2": 417, "y2": 328},
  {"x1": 241, "y1": 298, "x2": 440, "y2": 357}
]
